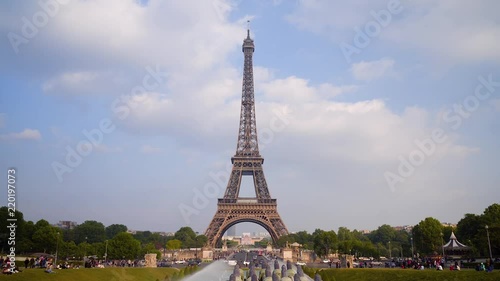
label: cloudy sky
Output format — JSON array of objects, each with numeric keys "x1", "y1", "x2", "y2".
[{"x1": 1, "y1": 0, "x2": 499, "y2": 235}]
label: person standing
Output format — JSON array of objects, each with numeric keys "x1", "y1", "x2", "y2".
[{"x1": 24, "y1": 258, "x2": 29, "y2": 269}]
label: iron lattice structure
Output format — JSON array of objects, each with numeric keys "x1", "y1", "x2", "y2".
[{"x1": 204, "y1": 30, "x2": 289, "y2": 248}]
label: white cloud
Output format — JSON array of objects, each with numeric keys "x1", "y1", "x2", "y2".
[
  {"x1": 49, "y1": 0, "x2": 244, "y2": 70},
  {"x1": 317, "y1": 83, "x2": 358, "y2": 98},
  {"x1": 42, "y1": 71, "x2": 109, "y2": 95},
  {"x1": 94, "y1": 144, "x2": 122, "y2": 153},
  {"x1": 1, "y1": 0, "x2": 491, "y2": 233},
  {"x1": 118, "y1": 69, "x2": 473, "y2": 167},
  {"x1": 141, "y1": 145, "x2": 163, "y2": 154},
  {"x1": 0, "y1": 129, "x2": 41, "y2": 141},
  {"x1": 286, "y1": 0, "x2": 386, "y2": 34},
  {"x1": 259, "y1": 76, "x2": 358, "y2": 103},
  {"x1": 261, "y1": 76, "x2": 318, "y2": 103},
  {"x1": 287, "y1": 0, "x2": 500, "y2": 63},
  {"x1": 254, "y1": 66, "x2": 275, "y2": 83},
  {"x1": 384, "y1": 1, "x2": 500, "y2": 63},
  {"x1": 350, "y1": 58, "x2": 394, "y2": 81},
  {"x1": 20, "y1": 0, "x2": 248, "y2": 98}
]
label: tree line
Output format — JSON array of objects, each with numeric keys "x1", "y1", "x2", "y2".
[
  {"x1": 0, "y1": 203, "x2": 497, "y2": 260},
  {"x1": 0, "y1": 207, "x2": 207, "y2": 260},
  {"x1": 267, "y1": 203, "x2": 499, "y2": 259}
]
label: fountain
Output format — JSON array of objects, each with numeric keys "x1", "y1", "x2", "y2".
[{"x1": 181, "y1": 258, "x2": 319, "y2": 281}]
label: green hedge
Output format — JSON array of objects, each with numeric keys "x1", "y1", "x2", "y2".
[{"x1": 461, "y1": 262, "x2": 500, "y2": 270}]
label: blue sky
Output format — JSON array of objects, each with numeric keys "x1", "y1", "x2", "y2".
[{"x1": 1, "y1": 0, "x2": 499, "y2": 235}]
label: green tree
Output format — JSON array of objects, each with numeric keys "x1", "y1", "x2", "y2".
[
  {"x1": 166, "y1": 239, "x2": 182, "y2": 250},
  {"x1": 0, "y1": 207, "x2": 27, "y2": 253},
  {"x1": 277, "y1": 234, "x2": 297, "y2": 248},
  {"x1": 482, "y1": 204, "x2": 500, "y2": 256},
  {"x1": 148, "y1": 232, "x2": 163, "y2": 245},
  {"x1": 77, "y1": 241, "x2": 96, "y2": 258},
  {"x1": 369, "y1": 224, "x2": 396, "y2": 244},
  {"x1": 17, "y1": 238, "x2": 35, "y2": 254},
  {"x1": 337, "y1": 227, "x2": 352, "y2": 241},
  {"x1": 194, "y1": 235, "x2": 208, "y2": 248},
  {"x1": 351, "y1": 230, "x2": 369, "y2": 242},
  {"x1": 413, "y1": 217, "x2": 443, "y2": 255},
  {"x1": 224, "y1": 239, "x2": 238, "y2": 248},
  {"x1": 338, "y1": 239, "x2": 353, "y2": 254},
  {"x1": 34, "y1": 219, "x2": 50, "y2": 229},
  {"x1": 174, "y1": 227, "x2": 197, "y2": 247},
  {"x1": 254, "y1": 238, "x2": 271, "y2": 248},
  {"x1": 141, "y1": 242, "x2": 162, "y2": 259},
  {"x1": 32, "y1": 225, "x2": 61, "y2": 253},
  {"x1": 357, "y1": 241, "x2": 378, "y2": 258},
  {"x1": 24, "y1": 221, "x2": 36, "y2": 239},
  {"x1": 456, "y1": 204, "x2": 500, "y2": 257},
  {"x1": 295, "y1": 231, "x2": 313, "y2": 249},
  {"x1": 106, "y1": 224, "x2": 128, "y2": 239},
  {"x1": 457, "y1": 214, "x2": 482, "y2": 243},
  {"x1": 134, "y1": 231, "x2": 153, "y2": 244},
  {"x1": 337, "y1": 227, "x2": 355, "y2": 254},
  {"x1": 482, "y1": 203, "x2": 500, "y2": 225},
  {"x1": 59, "y1": 241, "x2": 78, "y2": 259},
  {"x1": 108, "y1": 232, "x2": 141, "y2": 259},
  {"x1": 74, "y1": 220, "x2": 106, "y2": 244},
  {"x1": 313, "y1": 229, "x2": 337, "y2": 257}
]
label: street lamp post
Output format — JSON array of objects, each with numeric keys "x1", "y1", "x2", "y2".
[
  {"x1": 105, "y1": 240, "x2": 108, "y2": 265},
  {"x1": 485, "y1": 225, "x2": 493, "y2": 262},
  {"x1": 388, "y1": 241, "x2": 391, "y2": 259},
  {"x1": 83, "y1": 236, "x2": 88, "y2": 267},
  {"x1": 440, "y1": 233, "x2": 445, "y2": 265},
  {"x1": 55, "y1": 233, "x2": 59, "y2": 268},
  {"x1": 411, "y1": 237, "x2": 414, "y2": 260}
]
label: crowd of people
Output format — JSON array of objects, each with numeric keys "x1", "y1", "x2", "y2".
[{"x1": 0, "y1": 257, "x2": 21, "y2": 275}]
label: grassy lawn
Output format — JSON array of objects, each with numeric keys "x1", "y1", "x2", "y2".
[
  {"x1": 1, "y1": 267, "x2": 499, "y2": 281},
  {"x1": 0, "y1": 267, "x2": 178, "y2": 281},
  {"x1": 316, "y1": 268, "x2": 500, "y2": 281}
]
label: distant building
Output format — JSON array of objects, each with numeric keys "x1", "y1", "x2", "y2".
[
  {"x1": 241, "y1": 233, "x2": 253, "y2": 245},
  {"x1": 223, "y1": 234, "x2": 267, "y2": 246},
  {"x1": 153, "y1": 231, "x2": 174, "y2": 236},
  {"x1": 442, "y1": 222, "x2": 457, "y2": 228},
  {"x1": 125, "y1": 230, "x2": 175, "y2": 236},
  {"x1": 393, "y1": 225, "x2": 413, "y2": 233},
  {"x1": 55, "y1": 221, "x2": 77, "y2": 230}
]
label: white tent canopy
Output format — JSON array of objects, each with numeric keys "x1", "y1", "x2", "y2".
[{"x1": 443, "y1": 232, "x2": 470, "y2": 251}]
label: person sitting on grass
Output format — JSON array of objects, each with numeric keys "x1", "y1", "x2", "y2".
[
  {"x1": 45, "y1": 264, "x2": 56, "y2": 274},
  {"x1": 2, "y1": 267, "x2": 12, "y2": 275}
]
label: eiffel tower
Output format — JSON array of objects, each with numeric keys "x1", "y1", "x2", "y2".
[{"x1": 204, "y1": 29, "x2": 288, "y2": 248}]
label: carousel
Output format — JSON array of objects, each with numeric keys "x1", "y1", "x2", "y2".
[{"x1": 443, "y1": 232, "x2": 471, "y2": 259}]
